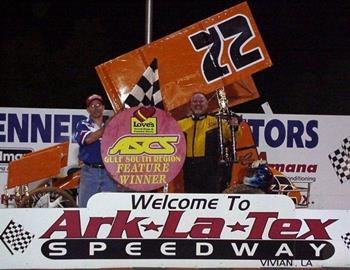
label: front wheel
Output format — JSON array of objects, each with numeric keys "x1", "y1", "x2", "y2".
[{"x1": 19, "y1": 186, "x2": 77, "y2": 208}]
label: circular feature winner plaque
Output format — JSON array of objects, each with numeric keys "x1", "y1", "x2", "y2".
[{"x1": 101, "y1": 106, "x2": 186, "y2": 191}]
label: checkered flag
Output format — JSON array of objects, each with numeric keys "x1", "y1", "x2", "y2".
[
  {"x1": 328, "y1": 137, "x2": 350, "y2": 184},
  {"x1": 341, "y1": 232, "x2": 350, "y2": 250},
  {"x1": 124, "y1": 58, "x2": 164, "y2": 109},
  {"x1": 0, "y1": 220, "x2": 35, "y2": 254}
]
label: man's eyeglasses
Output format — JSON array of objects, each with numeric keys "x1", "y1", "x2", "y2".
[{"x1": 90, "y1": 103, "x2": 103, "y2": 109}]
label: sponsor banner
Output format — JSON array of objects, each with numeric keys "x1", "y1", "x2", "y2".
[
  {"x1": 0, "y1": 108, "x2": 349, "y2": 209},
  {"x1": 101, "y1": 107, "x2": 186, "y2": 191},
  {"x1": 0, "y1": 193, "x2": 349, "y2": 268},
  {"x1": 244, "y1": 113, "x2": 350, "y2": 209}
]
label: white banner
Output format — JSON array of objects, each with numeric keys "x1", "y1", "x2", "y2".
[
  {"x1": 0, "y1": 193, "x2": 349, "y2": 268},
  {"x1": 243, "y1": 113, "x2": 350, "y2": 209},
  {"x1": 0, "y1": 108, "x2": 349, "y2": 209}
]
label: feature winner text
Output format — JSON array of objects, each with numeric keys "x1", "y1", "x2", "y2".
[
  {"x1": 40, "y1": 195, "x2": 336, "y2": 261},
  {"x1": 104, "y1": 155, "x2": 181, "y2": 185}
]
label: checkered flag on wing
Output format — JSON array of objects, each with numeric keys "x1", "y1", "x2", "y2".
[
  {"x1": 124, "y1": 58, "x2": 164, "y2": 109},
  {"x1": 341, "y1": 232, "x2": 350, "y2": 250},
  {"x1": 0, "y1": 220, "x2": 35, "y2": 254},
  {"x1": 328, "y1": 137, "x2": 350, "y2": 184}
]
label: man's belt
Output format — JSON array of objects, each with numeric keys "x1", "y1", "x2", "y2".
[{"x1": 84, "y1": 162, "x2": 105, "y2": 169}]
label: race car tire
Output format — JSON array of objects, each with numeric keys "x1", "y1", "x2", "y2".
[{"x1": 19, "y1": 186, "x2": 77, "y2": 208}]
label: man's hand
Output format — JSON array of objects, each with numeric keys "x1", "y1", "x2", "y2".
[{"x1": 230, "y1": 116, "x2": 240, "y2": 128}]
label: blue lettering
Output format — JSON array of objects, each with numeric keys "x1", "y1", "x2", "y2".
[
  {"x1": 305, "y1": 120, "x2": 318, "y2": 148},
  {"x1": 247, "y1": 118, "x2": 319, "y2": 148},
  {"x1": 247, "y1": 119, "x2": 264, "y2": 146},
  {"x1": 0, "y1": 113, "x2": 5, "y2": 142},
  {"x1": 54, "y1": 115, "x2": 70, "y2": 142},
  {"x1": 265, "y1": 119, "x2": 285, "y2": 148},
  {"x1": 287, "y1": 120, "x2": 304, "y2": 148},
  {"x1": 31, "y1": 114, "x2": 52, "y2": 143},
  {"x1": 8, "y1": 114, "x2": 29, "y2": 142},
  {"x1": 0, "y1": 112, "x2": 88, "y2": 143}
]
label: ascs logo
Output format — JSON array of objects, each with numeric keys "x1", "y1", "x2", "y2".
[{"x1": 108, "y1": 136, "x2": 179, "y2": 155}]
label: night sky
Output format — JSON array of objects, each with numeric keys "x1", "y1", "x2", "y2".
[{"x1": 1, "y1": 0, "x2": 349, "y2": 115}]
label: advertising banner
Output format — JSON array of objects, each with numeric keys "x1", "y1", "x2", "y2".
[
  {"x1": 243, "y1": 113, "x2": 350, "y2": 209},
  {"x1": 0, "y1": 193, "x2": 349, "y2": 268},
  {"x1": 0, "y1": 108, "x2": 349, "y2": 210}
]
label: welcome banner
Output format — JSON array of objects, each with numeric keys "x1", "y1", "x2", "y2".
[{"x1": 0, "y1": 193, "x2": 349, "y2": 268}]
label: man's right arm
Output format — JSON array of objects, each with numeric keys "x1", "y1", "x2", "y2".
[
  {"x1": 74, "y1": 120, "x2": 102, "y2": 146},
  {"x1": 84, "y1": 127, "x2": 104, "y2": 145}
]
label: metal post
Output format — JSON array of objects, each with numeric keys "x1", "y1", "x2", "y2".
[
  {"x1": 145, "y1": 0, "x2": 153, "y2": 44},
  {"x1": 145, "y1": 0, "x2": 167, "y2": 193}
]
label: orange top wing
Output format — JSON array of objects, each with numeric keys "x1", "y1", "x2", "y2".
[{"x1": 96, "y1": 2, "x2": 271, "y2": 119}]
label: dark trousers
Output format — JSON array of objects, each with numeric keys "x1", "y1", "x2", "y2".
[{"x1": 183, "y1": 157, "x2": 223, "y2": 193}]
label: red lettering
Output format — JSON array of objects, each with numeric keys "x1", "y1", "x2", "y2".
[
  {"x1": 41, "y1": 210, "x2": 82, "y2": 238},
  {"x1": 190, "y1": 218, "x2": 225, "y2": 238},
  {"x1": 83, "y1": 217, "x2": 114, "y2": 238},
  {"x1": 159, "y1": 211, "x2": 189, "y2": 238},
  {"x1": 269, "y1": 219, "x2": 301, "y2": 239},
  {"x1": 108, "y1": 211, "x2": 146, "y2": 238},
  {"x1": 298, "y1": 219, "x2": 337, "y2": 239},
  {"x1": 246, "y1": 212, "x2": 278, "y2": 239}
]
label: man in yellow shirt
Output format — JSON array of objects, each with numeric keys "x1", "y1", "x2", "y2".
[{"x1": 178, "y1": 92, "x2": 240, "y2": 193}]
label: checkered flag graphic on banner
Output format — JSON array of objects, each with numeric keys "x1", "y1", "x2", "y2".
[
  {"x1": 341, "y1": 232, "x2": 350, "y2": 250},
  {"x1": 124, "y1": 58, "x2": 164, "y2": 109},
  {"x1": 328, "y1": 137, "x2": 350, "y2": 184},
  {"x1": 0, "y1": 220, "x2": 35, "y2": 254}
]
